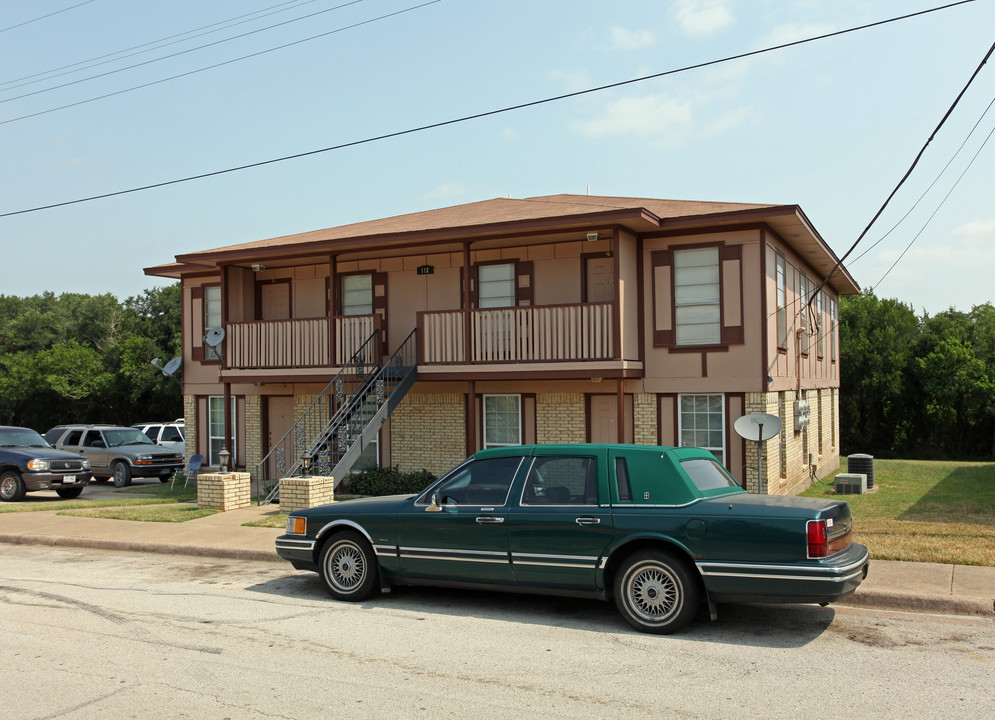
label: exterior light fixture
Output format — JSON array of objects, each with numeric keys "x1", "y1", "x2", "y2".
[
  {"x1": 586, "y1": 232, "x2": 600, "y2": 242},
  {"x1": 218, "y1": 448, "x2": 231, "y2": 473},
  {"x1": 300, "y1": 454, "x2": 312, "y2": 477}
]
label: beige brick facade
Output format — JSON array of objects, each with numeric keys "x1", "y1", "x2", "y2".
[
  {"x1": 536, "y1": 393, "x2": 586, "y2": 444},
  {"x1": 183, "y1": 394, "x2": 197, "y2": 467},
  {"x1": 197, "y1": 472, "x2": 251, "y2": 511},
  {"x1": 633, "y1": 393, "x2": 658, "y2": 446},
  {"x1": 279, "y1": 475, "x2": 335, "y2": 511},
  {"x1": 390, "y1": 393, "x2": 466, "y2": 476},
  {"x1": 244, "y1": 394, "x2": 263, "y2": 482}
]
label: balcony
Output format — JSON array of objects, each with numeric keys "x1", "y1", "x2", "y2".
[{"x1": 225, "y1": 315, "x2": 380, "y2": 373}]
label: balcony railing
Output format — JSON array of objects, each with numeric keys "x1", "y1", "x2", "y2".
[
  {"x1": 418, "y1": 302, "x2": 614, "y2": 364},
  {"x1": 225, "y1": 314, "x2": 380, "y2": 370}
]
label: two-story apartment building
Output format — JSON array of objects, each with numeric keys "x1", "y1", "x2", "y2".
[{"x1": 145, "y1": 194, "x2": 859, "y2": 495}]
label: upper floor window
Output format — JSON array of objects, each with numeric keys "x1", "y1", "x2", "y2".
[
  {"x1": 204, "y1": 285, "x2": 222, "y2": 361},
  {"x1": 341, "y1": 274, "x2": 373, "y2": 316},
  {"x1": 816, "y1": 291, "x2": 825, "y2": 357},
  {"x1": 478, "y1": 263, "x2": 515, "y2": 308},
  {"x1": 674, "y1": 248, "x2": 720, "y2": 345},
  {"x1": 776, "y1": 254, "x2": 787, "y2": 348},
  {"x1": 799, "y1": 274, "x2": 809, "y2": 355}
]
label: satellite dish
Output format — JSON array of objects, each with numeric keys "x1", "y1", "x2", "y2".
[
  {"x1": 150, "y1": 357, "x2": 163, "y2": 370},
  {"x1": 204, "y1": 327, "x2": 226, "y2": 348},
  {"x1": 163, "y1": 357, "x2": 182, "y2": 376},
  {"x1": 734, "y1": 413, "x2": 782, "y2": 442}
]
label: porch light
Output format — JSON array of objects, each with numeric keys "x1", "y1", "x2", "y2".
[
  {"x1": 218, "y1": 448, "x2": 231, "y2": 473},
  {"x1": 300, "y1": 453, "x2": 312, "y2": 477},
  {"x1": 586, "y1": 232, "x2": 599, "y2": 242}
]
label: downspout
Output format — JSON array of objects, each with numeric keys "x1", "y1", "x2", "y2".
[{"x1": 221, "y1": 263, "x2": 232, "y2": 466}]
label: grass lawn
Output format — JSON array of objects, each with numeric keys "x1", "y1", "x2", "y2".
[
  {"x1": 60, "y1": 504, "x2": 218, "y2": 523},
  {"x1": 802, "y1": 459, "x2": 995, "y2": 566},
  {"x1": 0, "y1": 483, "x2": 199, "y2": 513}
]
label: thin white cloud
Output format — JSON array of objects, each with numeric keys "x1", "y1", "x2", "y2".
[
  {"x1": 423, "y1": 183, "x2": 466, "y2": 201},
  {"x1": 502, "y1": 127, "x2": 520, "y2": 142},
  {"x1": 610, "y1": 26, "x2": 656, "y2": 50},
  {"x1": 671, "y1": 0, "x2": 733, "y2": 37},
  {"x1": 578, "y1": 94, "x2": 695, "y2": 144}
]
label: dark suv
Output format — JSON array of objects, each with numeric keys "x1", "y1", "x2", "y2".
[
  {"x1": 45, "y1": 425, "x2": 183, "y2": 487},
  {"x1": 0, "y1": 426, "x2": 92, "y2": 502}
]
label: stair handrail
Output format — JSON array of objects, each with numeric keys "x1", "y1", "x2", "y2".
[{"x1": 255, "y1": 328, "x2": 380, "y2": 502}]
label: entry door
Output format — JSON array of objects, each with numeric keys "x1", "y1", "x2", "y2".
[
  {"x1": 261, "y1": 283, "x2": 291, "y2": 321},
  {"x1": 267, "y1": 396, "x2": 295, "y2": 478},
  {"x1": 585, "y1": 256, "x2": 614, "y2": 302},
  {"x1": 589, "y1": 395, "x2": 634, "y2": 444}
]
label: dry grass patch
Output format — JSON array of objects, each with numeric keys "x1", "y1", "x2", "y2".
[{"x1": 60, "y1": 503, "x2": 217, "y2": 523}]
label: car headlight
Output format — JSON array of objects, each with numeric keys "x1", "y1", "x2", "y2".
[
  {"x1": 286, "y1": 516, "x2": 306, "y2": 535},
  {"x1": 136, "y1": 454, "x2": 154, "y2": 462},
  {"x1": 27, "y1": 459, "x2": 50, "y2": 471}
]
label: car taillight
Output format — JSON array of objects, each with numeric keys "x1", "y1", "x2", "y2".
[{"x1": 807, "y1": 519, "x2": 829, "y2": 558}]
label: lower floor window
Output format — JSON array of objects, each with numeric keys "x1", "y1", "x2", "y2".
[
  {"x1": 483, "y1": 394, "x2": 521, "y2": 448},
  {"x1": 208, "y1": 396, "x2": 237, "y2": 467},
  {"x1": 679, "y1": 394, "x2": 725, "y2": 466}
]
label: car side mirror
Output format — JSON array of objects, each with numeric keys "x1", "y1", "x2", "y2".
[{"x1": 425, "y1": 492, "x2": 443, "y2": 512}]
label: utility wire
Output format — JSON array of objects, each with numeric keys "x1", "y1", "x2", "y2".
[
  {"x1": 809, "y1": 33, "x2": 995, "y2": 303},
  {"x1": 0, "y1": 0, "x2": 95, "y2": 35},
  {"x1": 0, "y1": 0, "x2": 316, "y2": 90},
  {"x1": 0, "y1": 0, "x2": 977, "y2": 218},
  {"x1": 0, "y1": 0, "x2": 365, "y2": 102},
  {"x1": 872, "y1": 110, "x2": 995, "y2": 291},
  {"x1": 0, "y1": 0, "x2": 423, "y2": 125}
]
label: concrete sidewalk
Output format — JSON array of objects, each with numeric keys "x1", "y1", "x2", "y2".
[{"x1": 0, "y1": 504, "x2": 992, "y2": 618}]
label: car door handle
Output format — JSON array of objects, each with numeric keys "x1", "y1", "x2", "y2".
[
  {"x1": 575, "y1": 517, "x2": 601, "y2": 526},
  {"x1": 475, "y1": 516, "x2": 505, "y2": 525}
]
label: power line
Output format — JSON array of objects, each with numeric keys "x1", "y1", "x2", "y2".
[
  {"x1": 0, "y1": 0, "x2": 426, "y2": 126},
  {"x1": 0, "y1": 0, "x2": 95, "y2": 35},
  {"x1": 0, "y1": 0, "x2": 316, "y2": 90},
  {"x1": 0, "y1": 0, "x2": 365, "y2": 103},
  {"x1": 0, "y1": 0, "x2": 977, "y2": 218}
]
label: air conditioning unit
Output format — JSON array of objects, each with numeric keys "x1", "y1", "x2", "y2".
[{"x1": 834, "y1": 473, "x2": 867, "y2": 495}]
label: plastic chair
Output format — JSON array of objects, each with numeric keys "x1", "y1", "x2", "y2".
[{"x1": 173, "y1": 454, "x2": 203, "y2": 489}]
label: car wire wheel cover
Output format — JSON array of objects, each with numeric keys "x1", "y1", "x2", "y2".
[
  {"x1": 623, "y1": 560, "x2": 682, "y2": 624},
  {"x1": 325, "y1": 539, "x2": 367, "y2": 593}
]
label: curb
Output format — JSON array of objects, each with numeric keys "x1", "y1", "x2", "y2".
[
  {"x1": 0, "y1": 534, "x2": 282, "y2": 564},
  {"x1": 839, "y1": 589, "x2": 994, "y2": 617}
]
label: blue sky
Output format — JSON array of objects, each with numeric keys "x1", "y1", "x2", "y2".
[{"x1": 2, "y1": 0, "x2": 993, "y2": 315}]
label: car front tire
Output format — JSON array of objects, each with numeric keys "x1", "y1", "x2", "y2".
[
  {"x1": 318, "y1": 531, "x2": 379, "y2": 602},
  {"x1": 614, "y1": 550, "x2": 699, "y2": 634},
  {"x1": 56, "y1": 486, "x2": 84, "y2": 499},
  {"x1": 111, "y1": 461, "x2": 132, "y2": 487},
  {"x1": 0, "y1": 470, "x2": 26, "y2": 502}
]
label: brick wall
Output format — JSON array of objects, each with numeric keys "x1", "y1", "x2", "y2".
[
  {"x1": 390, "y1": 393, "x2": 466, "y2": 475},
  {"x1": 197, "y1": 472, "x2": 251, "y2": 511},
  {"x1": 244, "y1": 394, "x2": 262, "y2": 482},
  {"x1": 183, "y1": 394, "x2": 197, "y2": 467},
  {"x1": 633, "y1": 393, "x2": 658, "y2": 446},
  {"x1": 536, "y1": 393, "x2": 585, "y2": 443},
  {"x1": 279, "y1": 475, "x2": 334, "y2": 511}
]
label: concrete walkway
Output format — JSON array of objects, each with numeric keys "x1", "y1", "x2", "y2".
[{"x1": 0, "y1": 503, "x2": 992, "y2": 618}]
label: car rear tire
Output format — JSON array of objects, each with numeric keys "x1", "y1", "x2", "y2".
[
  {"x1": 0, "y1": 470, "x2": 26, "y2": 502},
  {"x1": 56, "y1": 486, "x2": 84, "y2": 499},
  {"x1": 318, "y1": 531, "x2": 379, "y2": 602},
  {"x1": 614, "y1": 550, "x2": 699, "y2": 634},
  {"x1": 111, "y1": 461, "x2": 132, "y2": 488}
]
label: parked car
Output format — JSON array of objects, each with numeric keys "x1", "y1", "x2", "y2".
[
  {"x1": 276, "y1": 443, "x2": 870, "y2": 634},
  {"x1": 45, "y1": 425, "x2": 184, "y2": 487},
  {"x1": 132, "y1": 420, "x2": 185, "y2": 454},
  {"x1": 0, "y1": 426, "x2": 92, "y2": 502}
]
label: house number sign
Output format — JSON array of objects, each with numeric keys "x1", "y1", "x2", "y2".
[{"x1": 417, "y1": 265, "x2": 434, "y2": 275}]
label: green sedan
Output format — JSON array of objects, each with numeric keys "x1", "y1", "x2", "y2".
[{"x1": 276, "y1": 444, "x2": 869, "y2": 633}]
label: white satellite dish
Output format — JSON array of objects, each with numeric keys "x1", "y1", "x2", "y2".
[
  {"x1": 734, "y1": 413, "x2": 782, "y2": 442},
  {"x1": 162, "y1": 357, "x2": 182, "y2": 376},
  {"x1": 204, "y1": 327, "x2": 226, "y2": 348}
]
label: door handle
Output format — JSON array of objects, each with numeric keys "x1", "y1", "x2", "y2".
[
  {"x1": 475, "y1": 516, "x2": 505, "y2": 525},
  {"x1": 575, "y1": 517, "x2": 601, "y2": 526}
]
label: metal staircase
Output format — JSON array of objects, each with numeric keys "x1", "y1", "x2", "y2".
[{"x1": 256, "y1": 329, "x2": 417, "y2": 504}]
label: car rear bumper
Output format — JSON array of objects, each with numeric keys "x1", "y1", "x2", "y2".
[
  {"x1": 22, "y1": 471, "x2": 93, "y2": 491},
  {"x1": 697, "y1": 542, "x2": 870, "y2": 605}
]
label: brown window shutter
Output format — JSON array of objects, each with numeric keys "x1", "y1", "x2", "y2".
[
  {"x1": 515, "y1": 261, "x2": 534, "y2": 306},
  {"x1": 651, "y1": 250, "x2": 674, "y2": 347},
  {"x1": 720, "y1": 245, "x2": 744, "y2": 345}
]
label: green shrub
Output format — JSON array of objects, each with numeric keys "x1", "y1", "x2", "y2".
[{"x1": 345, "y1": 465, "x2": 435, "y2": 496}]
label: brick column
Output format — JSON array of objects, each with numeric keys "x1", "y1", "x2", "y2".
[
  {"x1": 536, "y1": 393, "x2": 585, "y2": 444},
  {"x1": 633, "y1": 393, "x2": 658, "y2": 446},
  {"x1": 197, "y1": 472, "x2": 251, "y2": 511},
  {"x1": 279, "y1": 475, "x2": 335, "y2": 512}
]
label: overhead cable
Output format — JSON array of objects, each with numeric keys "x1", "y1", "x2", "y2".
[
  {"x1": 0, "y1": 0, "x2": 977, "y2": 218},
  {"x1": 0, "y1": 0, "x2": 95, "y2": 35}
]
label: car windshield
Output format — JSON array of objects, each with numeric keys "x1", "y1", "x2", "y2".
[
  {"x1": 104, "y1": 428, "x2": 156, "y2": 447},
  {"x1": 681, "y1": 457, "x2": 741, "y2": 492},
  {"x1": 0, "y1": 428, "x2": 52, "y2": 448}
]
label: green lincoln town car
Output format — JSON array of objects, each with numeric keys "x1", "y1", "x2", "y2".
[{"x1": 275, "y1": 444, "x2": 869, "y2": 633}]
